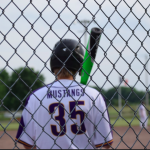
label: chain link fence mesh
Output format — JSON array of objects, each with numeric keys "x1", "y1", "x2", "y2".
[{"x1": 0, "y1": 0, "x2": 150, "y2": 149}]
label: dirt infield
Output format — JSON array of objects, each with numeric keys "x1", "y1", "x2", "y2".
[{"x1": 0, "y1": 126, "x2": 150, "y2": 149}]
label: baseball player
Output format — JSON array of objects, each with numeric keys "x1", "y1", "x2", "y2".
[
  {"x1": 139, "y1": 102, "x2": 148, "y2": 129},
  {"x1": 15, "y1": 39, "x2": 113, "y2": 149}
]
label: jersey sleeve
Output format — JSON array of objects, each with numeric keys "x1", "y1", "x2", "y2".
[
  {"x1": 93, "y1": 95, "x2": 113, "y2": 148},
  {"x1": 15, "y1": 96, "x2": 36, "y2": 148}
]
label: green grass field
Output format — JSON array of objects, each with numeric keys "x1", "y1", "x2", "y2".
[
  {"x1": 1, "y1": 118, "x2": 150, "y2": 131},
  {"x1": 0, "y1": 105, "x2": 149, "y2": 131},
  {"x1": 0, "y1": 122, "x2": 19, "y2": 131}
]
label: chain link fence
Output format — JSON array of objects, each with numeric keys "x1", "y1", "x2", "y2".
[{"x1": 0, "y1": 0, "x2": 150, "y2": 149}]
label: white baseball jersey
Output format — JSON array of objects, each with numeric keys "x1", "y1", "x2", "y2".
[
  {"x1": 16, "y1": 79, "x2": 113, "y2": 149},
  {"x1": 139, "y1": 104, "x2": 148, "y2": 128},
  {"x1": 139, "y1": 104, "x2": 147, "y2": 118}
]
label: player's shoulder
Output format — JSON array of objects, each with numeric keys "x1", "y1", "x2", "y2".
[
  {"x1": 81, "y1": 85, "x2": 106, "y2": 107},
  {"x1": 139, "y1": 104, "x2": 145, "y2": 109},
  {"x1": 25, "y1": 82, "x2": 54, "y2": 106},
  {"x1": 32, "y1": 83, "x2": 53, "y2": 96},
  {"x1": 79, "y1": 84, "x2": 100, "y2": 94},
  {"x1": 79, "y1": 83, "x2": 103, "y2": 99},
  {"x1": 86, "y1": 86, "x2": 99, "y2": 93}
]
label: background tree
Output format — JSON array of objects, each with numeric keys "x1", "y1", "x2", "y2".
[
  {"x1": 0, "y1": 67, "x2": 147, "y2": 110},
  {"x1": 92, "y1": 86, "x2": 146, "y2": 106},
  {"x1": 0, "y1": 70, "x2": 10, "y2": 111},
  {"x1": 4, "y1": 67, "x2": 45, "y2": 110}
]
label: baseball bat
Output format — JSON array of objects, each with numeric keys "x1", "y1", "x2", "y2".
[{"x1": 80, "y1": 27, "x2": 102, "y2": 85}]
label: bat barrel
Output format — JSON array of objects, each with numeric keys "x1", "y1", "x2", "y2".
[
  {"x1": 90, "y1": 28, "x2": 102, "y2": 60},
  {"x1": 80, "y1": 27, "x2": 103, "y2": 85},
  {"x1": 91, "y1": 27, "x2": 103, "y2": 36}
]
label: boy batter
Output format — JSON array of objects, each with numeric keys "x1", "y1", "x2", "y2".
[{"x1": 15, "y1": 39, "x2": 113, "y2": 149}]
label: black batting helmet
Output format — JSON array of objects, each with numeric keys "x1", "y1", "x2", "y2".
[{"x1": 50, "y1": 39, "x2": 84, "y2": 75}]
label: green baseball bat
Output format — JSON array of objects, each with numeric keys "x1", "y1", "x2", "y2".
[{"x1": 80, "y1": 27, "x2": 102, "y2": 85}]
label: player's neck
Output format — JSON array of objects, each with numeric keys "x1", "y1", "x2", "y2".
[{"x1": 57, "y1": 76, "x2": 74, "y2": 80}]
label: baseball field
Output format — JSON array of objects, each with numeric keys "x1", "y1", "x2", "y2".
[
  {"x1": 0, "y1": 106, "x2": 149, "y2": 149},
  {"x1": 0, "y1": 126, "x2": 149, "y2": 149}
]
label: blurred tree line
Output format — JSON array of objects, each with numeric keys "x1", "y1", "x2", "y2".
[
  {"x1": 93, "y1": 86, "x2": 147, "y2": 106},
  {"x1": 0, "y1": 68, "x2": 45, "y2": 111},
  {"x1": 0, "y1": 67, "x2": 148, "y2": 111}
]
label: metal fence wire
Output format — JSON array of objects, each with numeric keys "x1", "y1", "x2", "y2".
[{"x1": 0, "y1": 0, "x2": 150, "y2": 149}]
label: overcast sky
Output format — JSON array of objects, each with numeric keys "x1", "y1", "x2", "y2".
[{"x1": 0, "y1": 0, "x2": 150, "y2": 91}]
